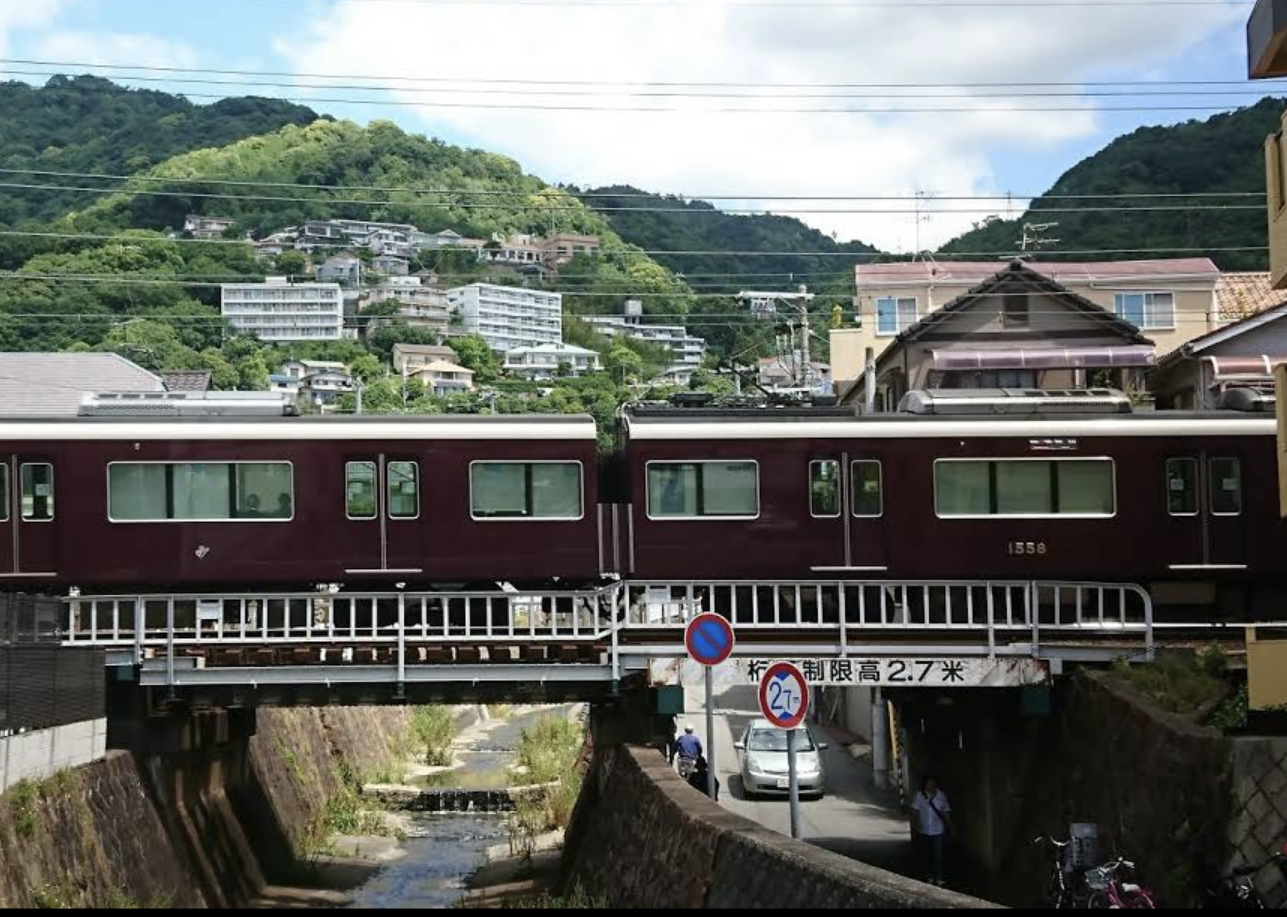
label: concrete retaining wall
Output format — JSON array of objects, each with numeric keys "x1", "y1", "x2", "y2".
[
  {"x1": 563, "y1": 743, "x2": 997, "y2": 909},
  {"x1": 0, "y1": 719, "x2": 107, "y2": 793}
]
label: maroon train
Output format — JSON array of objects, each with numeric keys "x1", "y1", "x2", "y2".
[{"x1": 0, "y1": 394, "x2": 1280, "y2": 615}]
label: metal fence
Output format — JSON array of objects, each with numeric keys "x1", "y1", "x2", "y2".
[
  {"x1": 0, "y1": 646, "x2": 105, "y2": 735},
  {"x1": 0, "y1": 593, "x2": 62, "y2": 646}
]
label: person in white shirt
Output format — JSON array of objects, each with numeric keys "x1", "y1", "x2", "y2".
[{"x1": 911, "y1": 776, "x2": 952, "y2": 888}]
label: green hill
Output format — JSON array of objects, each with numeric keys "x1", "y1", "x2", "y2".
[
  {"x1": 941, "y1": 98, "x2": 1287, "y2": 270},
  {"x1": 0, "y1": 75, "x2": 319, "y2": 226}
]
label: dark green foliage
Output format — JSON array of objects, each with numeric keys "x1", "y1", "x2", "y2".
[{"x1": 942, "y1": 99, "x2": 1287, "y2": 270}]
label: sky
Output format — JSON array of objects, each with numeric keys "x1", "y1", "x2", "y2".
[{"x1": 0, "y1": 0, "x2": 1277, "y2": 252}]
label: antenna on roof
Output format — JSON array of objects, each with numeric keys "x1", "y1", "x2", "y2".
[{"x1": 1012, "y1": 222, "x2": 1061, "y2": 260}]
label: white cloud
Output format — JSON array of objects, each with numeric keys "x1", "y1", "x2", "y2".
[
  {"x1": 278, "y1": 0, "x2": 1245, "y2": 251},
  {"x1": 31, "y1": 30, "x2": 198, "y2": 71},
  {"x1": 0, "y1": 0, "x2": 75, "y2": 64}
]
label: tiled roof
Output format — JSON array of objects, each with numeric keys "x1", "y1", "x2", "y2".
[
  {"x1": 855, "y1": 258, "x2": 1221, "y2": 287},
  {"x1": 1215, "y1": 272, "x2": 1287, "y2": 321},
  {"x1": 160, "y1": 370, "x2": 213, "y2": 393},
  {"x1": 0, "y1": 353, "x2": 164, "y2": 416}
]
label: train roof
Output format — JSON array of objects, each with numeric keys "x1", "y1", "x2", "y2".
[
  {"x1": 0, "y1": 414, "x2": 599, "y2": 442},
  {"x1": 623, "y1": 408, "x2": 1276, "y2": 440}
]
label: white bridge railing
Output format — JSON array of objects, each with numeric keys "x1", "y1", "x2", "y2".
[{"x1": 60, "y1": 580, "x2": 1156, "y2": 686}]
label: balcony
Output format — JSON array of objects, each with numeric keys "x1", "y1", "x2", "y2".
[{"x1": 1250, "y1": 0, "x2": 1287, "y2": 77}]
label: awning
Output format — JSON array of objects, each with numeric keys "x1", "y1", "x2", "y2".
[
  {"x1": 1203, "y1": 355, "x2": 1287, "y2": 382},
  {"x1": 931, "y1": 346, "x2": 1157, "y2": 372}
]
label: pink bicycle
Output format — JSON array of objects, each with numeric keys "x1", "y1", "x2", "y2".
[{"x1": 1085, "y1": 858, "x2": 1157, "y2": 910}]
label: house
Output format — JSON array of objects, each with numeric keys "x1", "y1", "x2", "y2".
[
  {"x1": 317, "y1": 254, "x2": 363, "y2": 286},
  {"x1": 831, "y1": 258, "x2": 1221, "y2": 397},
  {"x1": 0, "y1": 353, "x2": 165, "y2": 416},
  {"x1": 758, "y1": 354, "x2": 832, "y2": 396},
  {"x1": 269, "y1": 373, "x2": 301, "y2": 398},
  {"x1": 1151, "y1": 273, "x2": 1287, "y2": 410},
  {"x1": 541, "y1": 233, "x2": 601, "y2": 269},
  {"x1": 222, "y1": 279, "x2": 347, "y2": 343},
  {"x1": 159, "y1": 370, "x2": 213, "y2": 393},
  {"x1": 392, "y1": 343, "x2": 459, "y2": 376},
  {"x1": 585, "y1": 304, "x2": 706, "y2": 384},
  {"x1": 839, "y1": 261, "x2": 1157, "y2": 412},
  {"x1": 503, "y1": 343, "x2": 601, "y2": 380},
  {"x1": 183, "y1": 215, "x2": 236, "y2": 240},
  {"x1": 364, "y1": 278, "x2": 451, "y2": 335},
  {"x1": 446, "y1": 283, "x2": 563, "y2": 354},
  {"x1": 299, "y1": 369, "x2": 356, "y2": 410},
  {"x1": 372, "y1": 255, "x2": 411, "y2": 277},
  {"x1": 406, "y1": 360, "x2": 476, "y2": 395},
  {"x1": 279, "y1": 359, "x2": 348, "y2": 381}
]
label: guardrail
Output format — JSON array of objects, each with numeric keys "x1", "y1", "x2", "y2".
[{"x1": 58, "y1": 580, "x2": 1156, "y2": 689}]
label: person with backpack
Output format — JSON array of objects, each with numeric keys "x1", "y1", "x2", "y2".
[{"x1": 911, "y1": 775, "x2": 953, "y2": 888}]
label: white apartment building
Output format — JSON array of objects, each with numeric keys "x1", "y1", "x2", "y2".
[
  {"x1": 585, "y1": 311, "x2": 707, "y2": 384},
  {"x1": 504, "y1": 343, "x2": 602, "y2": 380},
  {"x1": 446, "y1": 283, "x2": 563, "y2": 353},
  {"x1": 221, "y1": 278, "x2": 347, "y2": 343},
  {"x1": 365, "y1": 277, "x2": 451, "y2": 335}
]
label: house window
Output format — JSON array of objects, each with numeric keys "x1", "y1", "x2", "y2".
[
  {"x1": 387, "y1": 462, "x2": 419, "y2": 519},
  {"x1": 934, "y1": 459, "x2": 1115, "y2": 518},
  {"x1": 851, "y1": 461, "x2": 884, "y2": 518},
  {"x1": 108, "y1": 463, "x2": 293, "y2": 522},
  {"x1": 20, "y1": 464, "x2": 53, "y2": 522},
  {"x1": 1209, "y1": 457, "x2": 1242, "y2": 516},
  {"x1": 1002, "y1": 294, "x2": 1030, "y2": 329},
  {"x1": 470, "y1": 462, "x2": 583, "y2": 520},
  {"x1": 810, "y1": 461, "x2": 841, "y2": 518},
  {"x1": 647, "y1": 462, "x2": 759, "y2": 519},
  {"x1": 1273, "y1": 133, "x2": 1286, "y2": 214},
  {"x1": 876, "y1": 297, "x2": 918, "y2": 336},
  {"x1": 1166, "y1": 458, "x2": 1199, "y2": 516},
  {"x1": 1114, "y1": 292, "x2": 1175, "y2": 330}
]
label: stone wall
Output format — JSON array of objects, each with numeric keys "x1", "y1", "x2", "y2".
[
  {"x1": 0, "y1": 719, "x2": 107, "y2": 793},
  {"x1": 0, "y1": 705, "x2": 417, "y2": 909},
  {"x1": 899, "y1": 671, "x2": 1287, "y2": 908},
  {"x1": 563, "y1": 743, "x2": 997, "y2": 909}
]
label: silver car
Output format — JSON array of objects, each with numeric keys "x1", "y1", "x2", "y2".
[{"x1": 734, "y1": 719, "x2": 828, "y2": 800}]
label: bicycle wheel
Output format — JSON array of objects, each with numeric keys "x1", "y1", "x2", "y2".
[
  {"x1": 1086, "y1": 892, "x2": 1111, "y2": 910},
  {"x1": 1124, "y1": 892, "x2": 1156, "y2": 910}
]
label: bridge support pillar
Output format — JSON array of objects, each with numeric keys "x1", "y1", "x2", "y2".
[
  {"x1": 871, "y1": 687, "x2": 890, "y2": 791},
  {"x1": 589, "y1": 676, "x2": 674, "y2": 753}
]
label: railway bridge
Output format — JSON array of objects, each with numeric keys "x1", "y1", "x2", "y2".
[{"x1": 57, "y1": 578, "x2": 1166, "y2": 711}]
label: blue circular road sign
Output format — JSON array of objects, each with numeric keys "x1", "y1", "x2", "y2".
[{"x1": 685, "y1": 613, "x2": 736, "y2": 667}]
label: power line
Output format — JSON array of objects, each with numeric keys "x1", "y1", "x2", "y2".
[
  {"x1": 186, "y1": 0, "x2": 1261, "y2": 8},
  {"x1": 0, "y1": 166, "x2": 1266, "y2": 202},
  {"x1": 5, "y1": 67, "x2": 1280, "y2": 101},
  {"x1": 0, "y1": 180, "x2": 1264, "y2": 215}
]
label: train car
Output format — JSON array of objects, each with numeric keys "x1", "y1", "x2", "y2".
[
  {"x1": 619, "y1": 391, "x2": 1287, "y2": 614},
  {"x1": 0, "y1": 412, "x2": 601, "y2": 592}
]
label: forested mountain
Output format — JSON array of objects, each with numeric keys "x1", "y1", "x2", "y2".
[
  {"x1": 941, "y1": 98, "x2": 1287, "y2": 269},
  {"x1": 0, "y1": 76, "x2": 319, "y2": 225}
]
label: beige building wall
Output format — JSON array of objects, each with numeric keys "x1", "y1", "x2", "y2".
[
  {"x1": 833, "y1": 275, "x2": 1219, "y2": 390},
  {"x1": 1268, "y1": 113, "x2": 1287, "y2": 290}
]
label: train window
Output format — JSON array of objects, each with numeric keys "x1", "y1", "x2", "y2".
[
  {"x1": 387, "y1": 462, "x2": 420, "y2": 520},
  {"x1": 647, "y1": 462, "x2": 759, "y2": 519},
  {"x1": 108, "y1": 463, "x2": 293, "y2": 522},
  {"x1": 935, "y1": 459, "x2": 1115, "y2": 518},
  {"x1": 1166, "y1": 459, "x2": 1199, "y2": 516},
  {"x1": 470, "y1": 462, "x2": 583, "y2": 520},
  {"x1": 20, "y1": 464, "x2": 53, "y2": 522},
  {"x1": 810, "y1": 461, "x2": 841, "y2": 518},
  {"x1": 346, "y1": 463, "x2": 378, "y2": 520},
  {"x1": 1210, "y1": 457, "x2": 1243, "y2": 516},
  {"x1": 851, "y1": 462, "x2": 883, "y2": 518},
  {"x1": 0, "y1": 466, "x2": 8, "y2": 522}
]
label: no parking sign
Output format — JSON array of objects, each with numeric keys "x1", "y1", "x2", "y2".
[{"x1": 758, "y1": 661, "x2": 810, "y2": 730}]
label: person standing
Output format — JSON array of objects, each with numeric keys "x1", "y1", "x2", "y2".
[{"x1": 911, "y1": 776, "x2": 952, "y2": 888}]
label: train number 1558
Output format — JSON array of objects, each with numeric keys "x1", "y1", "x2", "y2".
[{"x1": 1007, "y1": 541, "x2": 1048, "y2": 557}]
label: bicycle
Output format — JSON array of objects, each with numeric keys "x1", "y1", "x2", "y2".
[
  {"x1": 1206, "y1": 845, "x2": 1287, "y2": 910},
  {"x1": 1085, "y1": 857, "x2": 1157, "y2": 910},
  {"x1": 1033, "y1": 835, "x2": 1085, "y2": 909}
]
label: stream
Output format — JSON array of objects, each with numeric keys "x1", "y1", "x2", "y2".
[{"x1": 340, "y1": 705, "x2": 577, "y2": 910}]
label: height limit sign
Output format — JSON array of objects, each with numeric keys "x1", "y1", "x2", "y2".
[{"x1": 759, "y1": 662, "x2": 810, "y2": 730}]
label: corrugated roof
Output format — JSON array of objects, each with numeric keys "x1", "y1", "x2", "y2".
[
  {"x1": 1215, "y1": 272, "x2": 1287, "y2": 321},
  {"x1": 855, "y1": 258, "x2": 1221, "y2": 287},
  {"x1": 0, "y1": 353, "x2": 164, "y2": 417}
]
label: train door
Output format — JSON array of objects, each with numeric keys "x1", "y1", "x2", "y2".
[
  {"x1": 0, "y1": 456, "x2": 58, "y2": 581},
  {"x1": 809, "y1": 454, "x2": 889, "y2": 573},
  {"x1": 1163, "y1": 452, "x2": 1247, "y2": 572},
  {"x1": 342, "y1": 455, "x2": 424, "y2": 577}
]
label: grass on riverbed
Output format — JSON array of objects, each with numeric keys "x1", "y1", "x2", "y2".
[
  {"x1": 507, "y1": 716, "x2": 586, "y2": 857},
  {"x1": 411, "y1": 707, "x2": 458, "y2": 768},
  {"x1": 1112, "y1": 646, "x2": 1231, "y2": 716}
]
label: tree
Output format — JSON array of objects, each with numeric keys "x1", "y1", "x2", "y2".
[
  {"x1": 199, "y1": 347, "x2": 240, "y2": 390},
  {"x1": 604, "y1": 343, "x2": 643, "y2": 384},
  {"x1": 236, "y1": 355, "x2": 270, "y2": 391},
  {"x1": 448, "y1": 335, "x2": 502, "y2": 383},
  {"x1": 273, "y1": 250, "x2": 308, "y2": 277},
  {"x1": 349, "y1": 353, "x2": 385, "y2": 384}
]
